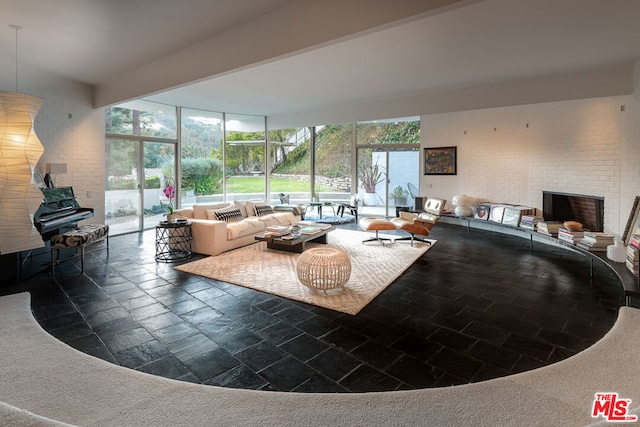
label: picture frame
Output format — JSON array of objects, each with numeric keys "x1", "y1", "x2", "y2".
[
  {"x1": 424, "y1": 146, "x2": 457, "y2": 175},
  {"x1": 622, "y1": 196, "x2": 640, "y2": 246}
]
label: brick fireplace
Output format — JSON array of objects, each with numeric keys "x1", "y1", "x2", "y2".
[{"x1": 542, "y1": 191, "x2": 604, "y2": 232}]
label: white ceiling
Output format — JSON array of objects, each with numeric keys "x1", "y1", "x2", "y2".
[{"x1": 2, "y1": 0, "x2": 640, "y2": 126}]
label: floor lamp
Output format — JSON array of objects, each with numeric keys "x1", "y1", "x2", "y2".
[{"x1": 0, "y1": 25, "x2": 45, "y2": 255}]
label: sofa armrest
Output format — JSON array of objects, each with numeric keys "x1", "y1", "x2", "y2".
[{"x1": 188, "y1": 219, "x2": 228, "y2": 256}]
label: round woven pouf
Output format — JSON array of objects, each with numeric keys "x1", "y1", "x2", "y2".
[{"x1": 296, "y1": 247, "x2": 351, "y2": 292}]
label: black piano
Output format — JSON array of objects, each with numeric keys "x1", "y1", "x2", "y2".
[{"x1": 33, "y1": 186, "x2": 94, "y2": 241}]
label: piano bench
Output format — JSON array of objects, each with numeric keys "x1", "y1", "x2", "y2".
[{"x1": 50, "y1": 224, "x2": 109, "y2": 274}]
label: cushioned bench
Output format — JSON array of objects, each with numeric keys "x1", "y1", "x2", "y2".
[{"x1": 50, "y1": 224, "x2": 109, "y2": 273}]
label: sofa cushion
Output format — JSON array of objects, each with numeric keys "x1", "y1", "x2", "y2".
[
  {"x1": 232, "y1": 200, "x2": 249, "y2": 217},
  {"x1": 254, "y1": 205, "x2": 274, "y2": 217},
  {"x1": 208, "y1": 207, "x2": 243, "y2": 222},
  {"x1": 193, "y1": 203, "x2": 232, "y2": 219},
  {"x1": 258, "y1": 212, "x2": 297, "y2": 226},
  {"x1": 227, "y1": 218, "x2": 265, "y2": 239},
  {"x1": 245, "y1": 199, "x2": 269, "y2": 217}
]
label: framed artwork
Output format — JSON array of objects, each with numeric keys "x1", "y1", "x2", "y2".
[
  {"x1": 424, "y1": 146, "x2": 457, "y2": 175},
  {"x1": 622, "y1": 196, "x2": 640, "y2": 246}
]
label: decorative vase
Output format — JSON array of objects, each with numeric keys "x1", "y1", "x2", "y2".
[
  {"x1": 607, "y1": 239, "x2": 627, "y2": 263},
  {"x1": 290, "y1": 224, "x2": 301, "y2": 238},
  {"x1": 364, "y1": 192, "x2": 377, "y2": 206},
  {"x1": 167, "y1": 214, "x2": 179, "y2": 223}
]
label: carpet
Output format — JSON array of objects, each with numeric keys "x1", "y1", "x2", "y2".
[
  {"x1": 175, "y1": 228, "x2": 434, "y2": 315},
  {"x1": 303, "y1": 213, "x2": 356, "y2": 224}
]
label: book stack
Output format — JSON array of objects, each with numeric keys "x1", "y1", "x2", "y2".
[
  {"x1": 297, "y1": 221, "x2": 331, "y2": 230},
  {"x1": 502, "y1": 206, "x2": 536, "y2": 227},
  {"x1": 626, "y1": 235, "x2": 640, "y2": 277},
  {"x1": 557, "y1": 228, "x2": 584, "y2": 245},
  {"x1": 300, "y1": 226, "x2": 322, "y2": 234},
  {"x1": 536, "y1": 221, "x2": 564, "y2": 236},
  {"x1": 576, "y1": 231, "x2": 615, "y2": 252},
  {"x1": 520, "y1": 215, "x2": 544, "y2": 231},
  {"x1": 264, "y1": 225, "x2": 291, "y2": 237}
]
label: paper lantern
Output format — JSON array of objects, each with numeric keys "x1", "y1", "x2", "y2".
[{"x1": 0, "y1": 91, "x2": 45, "y2": 254}]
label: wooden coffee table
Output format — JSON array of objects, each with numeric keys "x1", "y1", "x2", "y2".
[{"x1": 255, "y1": 227, "x2": 333, "y2": 253}]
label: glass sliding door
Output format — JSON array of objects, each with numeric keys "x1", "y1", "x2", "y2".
[
  {"x1": 356, "y1": 117, "x2": 420, "y2": 217},
  {"x1": 225, "y1": 114, "x2": 266, "y2": 201},
  {"x1": 105, "y1": 100, "x2": 178, "y2": 235},
  {"x1": 105, "y1": 139, "x2": 141, "y2": 235},
  {"x1": 105, "y1": 139, "x2": 175, "y2": 235}
]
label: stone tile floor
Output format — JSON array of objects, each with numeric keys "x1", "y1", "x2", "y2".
[{"x1": 1, "y1": 222, "x2": 625, "y2": 392}]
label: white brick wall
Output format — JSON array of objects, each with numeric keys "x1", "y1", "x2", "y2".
[
  {"x1": 421, "y1": 78, "x2": 637, "y2": 238},
  {"x1": 1, "y1": 61, "x2": 105, "y2": 224}
]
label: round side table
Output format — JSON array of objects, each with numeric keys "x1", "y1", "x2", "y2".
[{"x1": 155, "y1": 221, "x2": 192, "y2": 262}]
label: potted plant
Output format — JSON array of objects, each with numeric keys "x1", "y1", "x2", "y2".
[
  {"x1": 358, "y1": 164, "x2": 385, "y2": 206},
  {"x1": 390, "y1": 185, "x2": 409, "y2": 206}
]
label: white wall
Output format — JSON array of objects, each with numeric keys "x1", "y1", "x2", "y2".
[
  {"x1": 1, "y1": 62, "x2": 106, "y2": 223},
  {"x1": 420, "y1": 62, "x2": 640, "y2": 238}
]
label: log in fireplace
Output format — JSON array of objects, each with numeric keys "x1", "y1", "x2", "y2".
[{"x1": 542, "y1": 191, "x2": 604, "y2": 232}]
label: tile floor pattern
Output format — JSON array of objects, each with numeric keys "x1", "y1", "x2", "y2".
[{"x1": 2, "y1": 222, "x2": 626, "y2": 392}]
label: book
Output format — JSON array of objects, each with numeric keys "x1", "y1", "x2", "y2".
[
  {"x1": 557, "y1": 228, "x2": 584, "y2": 244},
  {"x1": 300, "y1": 226, "x2": 322, "y2": 234},
  {"x1": 502, "y1": 206, "x2": 536, "y2": 227},
  {"x1": 536, "y1": 221, "x2": 563, "y2": 235},
  {"x1": 520, "y1": 215, "x2": 544, "y2": 231},
  {"x1": 266, "y1": 225, "x2": 290, "y2": 233},
  {"x1": 626, "y1": 244, "x2": 639, "y2": 276},
  {"x1": 297, "y1": 221, "x2": 331, "y2": 230}
]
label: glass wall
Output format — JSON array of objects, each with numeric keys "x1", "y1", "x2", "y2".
[
  {"x1": 106, "y1": 100, "x2": 420, "y2": 234},
  {"x1": 105, "y1": 101, "x2": 177, "y2": 235},
  {"x1": 181, "y1": 108, "x2": 224, "y2": 206},
  {"x1": 356, "y1": 117, "x2": 420, "y2": 216},
  {"x1": 314, "y1": 124, "x2": 352, "y2": 204},
  {"x1": 225, "y1": 114, "x2": 266, "y2": 201},
  {"x1": 269, "y1": 127, "x2": 311, "y2": 204}
]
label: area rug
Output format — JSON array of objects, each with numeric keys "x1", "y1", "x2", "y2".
[
  {"x1": 303, "y1": 213, "x2": 356, "y2": 224},
  {"x1": 175, "y1": 229, "x2": 435, "y2": 315}
]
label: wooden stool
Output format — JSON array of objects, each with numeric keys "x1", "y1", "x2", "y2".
[
  {"x1": 358, "y1": 217, "x2": 396, "y2": 245},
  {"x1": 51, "y1": 224, "x2": 109, "y2": 274}
]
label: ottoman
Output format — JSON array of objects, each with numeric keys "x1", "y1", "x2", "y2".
[
  {"x1": 358, "y1": 217, "x2": 397, "y2": 245},
  {"x1": 296, "y1": 247, "x2": 351, "y2": 292}
]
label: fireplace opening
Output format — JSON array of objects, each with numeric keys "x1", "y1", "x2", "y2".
[{"x1": 542, "y1": 191, "x2": 604, "y2": 232}]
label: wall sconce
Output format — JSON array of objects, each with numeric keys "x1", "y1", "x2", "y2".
[{"x1": 0, "y1": 25, "x2": 46, "y2": 255}]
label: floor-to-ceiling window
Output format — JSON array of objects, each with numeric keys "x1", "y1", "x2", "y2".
[
  {"x1": 356, "y1": 117, "x2": 420, "y2": 216},
  {"x1": 180, "y1": 108, "x2": 224, "y2": 206},
  {"x1": 314, "y1": 124, "x2": 352, "y2": 203},
  {"x1": 106, "y1": 100, "x2": 418, "y2": 230},
  {"x1": 224, "y1": 114, "x2": 266, "y2": 201},
  {"x1": 105, "y1": 100, "x2": 177, "y2": 235},
  {"x1": 269, "y1": 127, "x2": 312, "y2": 204}
]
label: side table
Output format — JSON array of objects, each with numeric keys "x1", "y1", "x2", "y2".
[{"x1": 155, "y1": 221, "x2": 192, "y2": 262}]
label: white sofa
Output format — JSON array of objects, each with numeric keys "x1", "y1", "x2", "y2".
[{"x1": 174, "y1": 199, "x2": 302, "y2": 256}]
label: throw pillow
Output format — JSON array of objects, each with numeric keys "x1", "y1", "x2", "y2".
[
  {"x1": 213, "y1": 208, "x2": 244, "y2": 222},
  {"x1": 254, "y1": 205, "x2": 274, "y2": 217}
]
